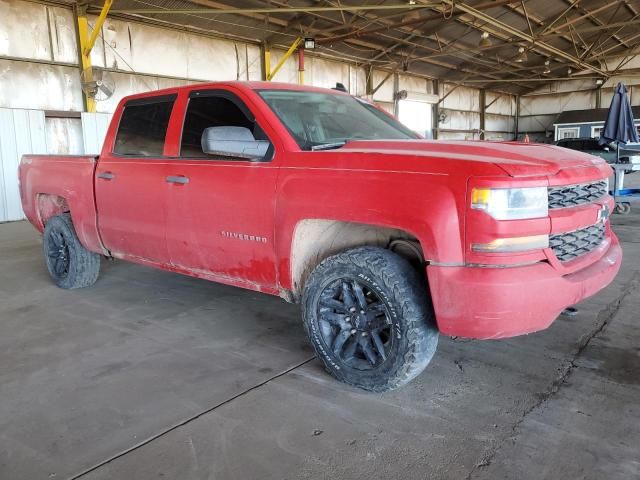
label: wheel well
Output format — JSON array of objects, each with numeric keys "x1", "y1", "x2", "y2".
[
  {"x1": 37, "y1": 194, "x2": 69, "y2": 227},
  {"x1": 290, "y1": 219, "x2": 424, "y2": 296}
]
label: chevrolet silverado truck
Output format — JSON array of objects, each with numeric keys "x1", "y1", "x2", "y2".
[{"x1": 19, "y1": 82, "x2": 622, "y2": 392}]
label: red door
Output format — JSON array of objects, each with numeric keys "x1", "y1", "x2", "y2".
[
  {"x1": 164, "y1": 89, "x2": 279, "y2": 288},
  {"x1": 95, "y1": 94, "x2": 176, "y2": 263}
]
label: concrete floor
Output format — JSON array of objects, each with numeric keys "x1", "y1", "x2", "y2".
[{"x1": 0, "y1": 213, "x2": 638, "y2": 480}]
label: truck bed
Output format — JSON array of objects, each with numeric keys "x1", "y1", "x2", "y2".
[{"x1": 19, "y1": 155, "x2": 105, "y2": 254}]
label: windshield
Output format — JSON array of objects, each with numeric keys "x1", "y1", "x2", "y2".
[{"x1": 257, "y1": 89, "x2": 418, "y2": 150}]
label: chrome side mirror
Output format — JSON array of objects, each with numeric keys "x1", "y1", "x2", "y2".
[{"x1": 201, "y1": 126, "x2": 270, "y2": 161}]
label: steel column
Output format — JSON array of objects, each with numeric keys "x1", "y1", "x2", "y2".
[
  {"x1": 479, "y1": 89, "x2": 486, "y2": 141},
  {"x1": 76, "y1": 0, "x2": 113, "y2": 113},
  {"x1": 298, "y1": 48, "x2": 305, "y2": 85},
  {"x1": 267, "y1": 37, "x2": 302, "y2": 81}
]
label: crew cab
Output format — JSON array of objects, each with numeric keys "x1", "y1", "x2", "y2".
[{"x1": 19, "y1": 82, "x2": 622, "y2": 391}]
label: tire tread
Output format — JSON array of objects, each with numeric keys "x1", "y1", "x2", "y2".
[
  {"x1": 43, "y1": 214, "x2": 100, "y2": 289},
  {"x1": 302, "y1": 247, "x2": 438, "y2": 392}
]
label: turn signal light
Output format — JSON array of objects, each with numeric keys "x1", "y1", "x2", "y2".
[{"x1": 472, "y1": 235, "x2": 549, "y2": 253}]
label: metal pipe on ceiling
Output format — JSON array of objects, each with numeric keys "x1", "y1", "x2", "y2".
[
  {"x1": 98, "y1": 4, "x2": 440, "y2": 15},
  {"x1": 540, "y1": 19, "x2": 640, "y2": 38},
  {"x1": 458, "y1": 76, "x2": 619, "y2": 83},
  {"x1": 439, "y1": 0, "x2": 609, "y2": 77},
  {"x1": 316, "y1": 0, "x2": 516, "y2": 45}
]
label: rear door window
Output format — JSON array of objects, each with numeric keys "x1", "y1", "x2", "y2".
[{"x1": 114, "y1": 95, "x2": 176, "y2": 156}]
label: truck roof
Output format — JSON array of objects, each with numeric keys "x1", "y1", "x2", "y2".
[{"x1": 119, "y1": 81, "x2": 350, "y2": 104}]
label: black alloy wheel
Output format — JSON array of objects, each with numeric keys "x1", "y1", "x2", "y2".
[
  {"x1": 302, "y1": 247, "x2": 439, "y2": 392},
  {"x1": 316, "y1": 277, "x2": 393, "y2": 371},
  {"x1": 42, "y1": 214, "x2": 101, "y2": 289},
  {"x1": 46, "y1": 229, "x2": 71, "y2": 279}
]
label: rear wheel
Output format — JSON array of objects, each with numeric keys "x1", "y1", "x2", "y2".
[
  {"x1": 43, "y1": 214, "x2": 100, "y2": 289},
  {"x1": 302, "y1": 247, "x2": 438, "y2": 392}
]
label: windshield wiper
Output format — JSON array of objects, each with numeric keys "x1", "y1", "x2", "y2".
[{"x1": 311, "y1": 141, "x2": 347, "y2": 151}]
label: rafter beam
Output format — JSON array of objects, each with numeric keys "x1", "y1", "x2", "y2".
[
  {"x1": 316, "y1": 0, "x2": 516, "y2": 45},
  {"x1": 544, "y1": 2, "x2": 623, "y2": 34},
  {"x1": 540, "y1": 18, "x2": 640, "y2": 38},
  {"x1": 505, "y1": 2, "x2": 584, "y2": 51},
  {"x1": 101, "y1": 4, "x2": 439, "y2": 15},
  {"x1": 438, "y1": 0, "x2": 608, "y2": 76},
  {"x1": 560, "y1": 0, "x2": 630, "y2": 49}
]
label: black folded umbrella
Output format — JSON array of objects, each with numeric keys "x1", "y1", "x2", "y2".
[{"x1": 599, "y1": 82, "x2": 639, "y2": 159}]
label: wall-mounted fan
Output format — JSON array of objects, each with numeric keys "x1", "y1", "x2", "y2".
[{"x1": 81, "y1": 67, "x2": 116, "y2": 102}]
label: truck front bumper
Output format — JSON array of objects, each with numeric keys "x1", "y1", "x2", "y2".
[{"x1": 426, "y1": 233, "x2": 622, "y2": 339}]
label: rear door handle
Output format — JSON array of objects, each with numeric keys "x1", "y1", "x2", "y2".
[
  {"x1": 97, "y1": 172, "x2": 114, "y2": 180},
  {"x1": 166, "y1": 175, "x2": 189, "y2": 184}
]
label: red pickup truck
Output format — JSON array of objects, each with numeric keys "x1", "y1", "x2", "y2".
[{"x1": 19, "y1": 82, "x2": 622, "y2": 391}]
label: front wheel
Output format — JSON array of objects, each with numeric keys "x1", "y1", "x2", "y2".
[
  {"x1": 302, "y1": 247, "x2": 438, "y2": 392},
  {"x1": 43, "y1": 214, "x2": 101, "y2": 289}
]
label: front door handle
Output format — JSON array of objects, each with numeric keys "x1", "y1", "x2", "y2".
[
  {"x1": 166, "y1": 175, "x2": 189, "y2": 184},
  {"x1": 97, "y1": 172, "x2": 114, "y2": 180}
]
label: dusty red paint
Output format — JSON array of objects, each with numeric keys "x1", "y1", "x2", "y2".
[
  {"x1": 19, "y1": 81, "x2": 622, "y2": 339},
  {"x1": 36, "y1": 194, "x2": 70, "y2": 227}
]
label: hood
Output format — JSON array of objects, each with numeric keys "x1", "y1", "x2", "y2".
[{"x1": 340, "y1": 140, "x2": 605, "y2": 177}]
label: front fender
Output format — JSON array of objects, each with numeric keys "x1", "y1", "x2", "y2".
[{"x1": 275, "y1": 167, "x2": 466, "y2": 291}]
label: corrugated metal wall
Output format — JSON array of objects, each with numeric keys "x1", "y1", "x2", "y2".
[
  {"x1": 0, "y1": 111, "x2": 109, "y2": 222},
  {"x1": 518, "y1": 78, "x2": 640, "y2": 143},
  {"x1": 81, "y1": 113, "x2": 111, "y2": 155},
  {"x1": 0, "y1": 0, "x2": 514, "y2": 138},
  {"x1": 0, "y1": 109, "x2": 47, "y2": 222},
  {"x1": 46, "y1": 118, "x2": 84, "y2": 154},
  {"x1": 439, "y1": 84, "x2": 516, "y2": 140}
]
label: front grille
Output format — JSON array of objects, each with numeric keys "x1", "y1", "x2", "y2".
[
  {"x1": 549, "y1": 223, "x2": 605, "y2": 262},
  {"x1": 548, "y1": 180, "x2": 608, "y2": 209}
]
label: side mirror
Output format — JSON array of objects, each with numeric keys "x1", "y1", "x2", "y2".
[{"x1": 201, "y1": 126, "x2": 270, "y2": 161}]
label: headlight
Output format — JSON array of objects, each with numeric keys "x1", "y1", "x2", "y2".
[{"x1": 471, "y1": 187, "x2": 548, "y2": 220}]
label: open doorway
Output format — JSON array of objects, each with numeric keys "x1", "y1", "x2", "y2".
[{"x1": 398, "y1": 100, "x2": 433, "y2": 139}]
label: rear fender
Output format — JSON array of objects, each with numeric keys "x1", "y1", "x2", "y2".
[
  {"x1": 19, "y1": 154, "x2": 106, "y2": 255},
  {"x1": 37, "y1": 194, "x2": 70, "y2": 228}
]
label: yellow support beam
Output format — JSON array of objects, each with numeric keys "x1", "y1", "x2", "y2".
[
  {"x1": 77, "y1": 0, "x2": 113, "y2": 113},
  {"x1": 264, "y1": 48, "x2": 271, "y2": 81},
  {"x1": 266, "y1": 37, "x2": 302, "y2": 81},
  {"x1": 76, "y1": 10, "x2": 95, "y2": 113},
  {"x1": 84, "y1": 0, "x2": 113, "y2": 56},
  {"x1": 298, "y1": 47, "x2": 304, "y2": 85}
]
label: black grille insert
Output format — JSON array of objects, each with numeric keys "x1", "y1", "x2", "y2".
[
  {"x1": 549, "y1": 223, "x2": 605, "y2": 262},
  {"x1": 548, "y1": 180, "x2": 608, "y2": 209}
]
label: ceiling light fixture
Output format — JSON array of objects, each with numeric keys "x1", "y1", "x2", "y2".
[
  {"x1": 515, "y1": 46, "x2": 528, "y2": 63},
  {"x1": 479, "y1": 32, "x2": 492, "y2": 48},
  {"x1": 543, "y1": 59, "x2": 551, "y2": 74},
  {"x1": 303, "y1": 37, "x2": 315, "y2": 49}
]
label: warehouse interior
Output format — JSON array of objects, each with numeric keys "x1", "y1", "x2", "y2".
[{"x1": 1, "y1": 0, "x2": 640, "y2": 478}]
